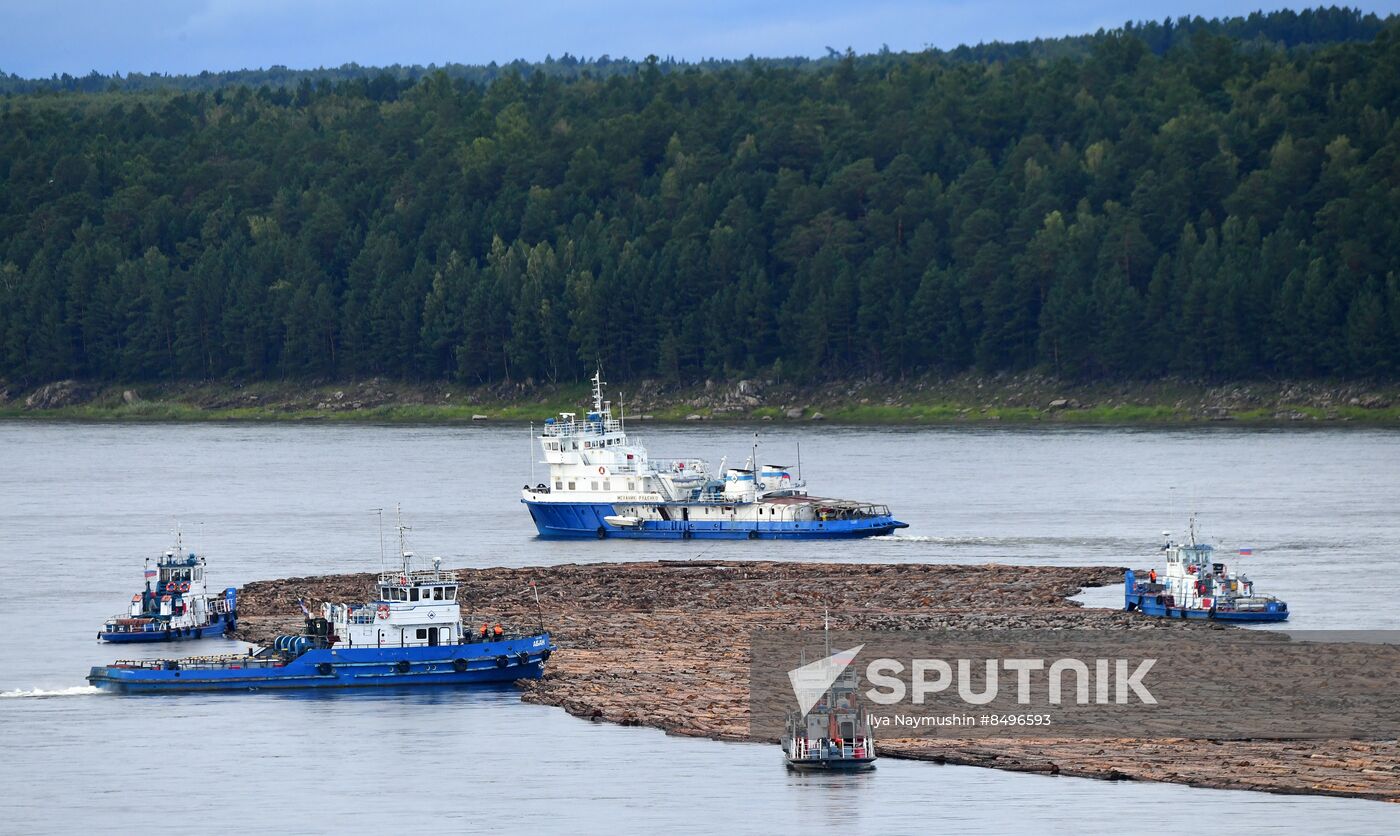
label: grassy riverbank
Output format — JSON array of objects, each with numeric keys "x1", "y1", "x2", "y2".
[{"x1": 3, "y1": 376, "x2": 1399, "y2": 425}]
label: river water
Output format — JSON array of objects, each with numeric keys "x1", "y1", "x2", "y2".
[{"x1": 2, "y1": 421, "x2": 1398, "y2": 833}]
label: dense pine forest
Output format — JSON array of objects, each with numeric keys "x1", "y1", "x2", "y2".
[{"x1": 2, "y1": 7, "x2": 1399, "y2": 387}]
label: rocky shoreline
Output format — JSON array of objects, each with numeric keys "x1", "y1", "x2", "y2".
[
  {"x1": 4, "y1": 375, "x2": 1400, "y2": 424},
  {"x1": 232, "y1": 560, "x2": 1400, "y2": 802}
]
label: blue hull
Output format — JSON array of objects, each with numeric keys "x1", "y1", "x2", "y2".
[
  {"x1": 88, "y1": 634, "x2": 553, "y2": 694},
  {"x1": 1124, "y1": 592, "x2": 1289, "y2": 622},
  {"x1": 523, "y1": 500, "x2": 907, "y2": 539},
  {"x1": 99, "y1": 615, "x2": 236, "y2": 643}
]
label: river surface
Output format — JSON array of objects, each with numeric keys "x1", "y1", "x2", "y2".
[{"x1": 2, "y1": 420, "x2": 1399, "y2": 833}]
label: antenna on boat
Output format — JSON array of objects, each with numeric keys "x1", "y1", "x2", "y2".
[
  {"x1": 591, "y1": 369, "x2": 605, "y2": 414},
  {"x1": 824, "y1": 607, "x2": 831, "y2": 659},
  {"x1": 529, "y1": 421, "x2": 535, "y2": 484},
  {"x1": 530, "y1": 579, "x2": 545, "y2": 632},
  {"x1": 797, "y1": 442, "x2": 802, "y2": 484},
  {"x1": 752, "y1": 432, "x2": 760, "y2": 490},
  {"x1": 396, "y1": 504, "x2": 412, "y2": 575},
  {"x1": 372, "y1": 508, "x2": 385, "y2": 572}
]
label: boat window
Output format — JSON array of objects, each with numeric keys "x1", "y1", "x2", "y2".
[
  {"x1": 567, "y1": 481, "x2": 576, "y2": 490},
  {"x1": 433, "y1": 587, "x2": 443, "y2": 601},
  {"x1": 591, "y1": 481, "x2": 598, "y2": 491},
  {"x1": 416, "y1": 628, "x2": 427, "y2": 640},
  {"x1": 445, "y1": 587, "x2": 456, "y2": 600},
  {"x1": 555, "y1": 481, "x2": 563, "y2": 490},
  {"x1": 380, "y1": 587, "x2": 389, "y2": 599},
  {"x1": 603, "y1": 480, "x2": 611, "y2": 490},
  {"x1": 195, "y1": 569, "x2": 202, "y2": 580},
  {"x1": 628, "y1": 481, "x2": 635, "y2": 490},
  {"x1": 410, "y1": 588, "x2": 419, "y2": 602}
]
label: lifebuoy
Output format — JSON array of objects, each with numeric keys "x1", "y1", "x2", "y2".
[
  {"x1": 376, "y1": 604, "x2": 391, "y2": 620},
  {"x1": 453, "y1": 657, "x2": 469, "y2": 673},
  {"x1": 395, "y1": 660, "x2": 410, "y2": 674},
  {"x1": 181, "y1": 582, "x2": 190, "y2": 592},
  {"x1": 598, "y1": 466, "x2": 606, "y2": 475}
]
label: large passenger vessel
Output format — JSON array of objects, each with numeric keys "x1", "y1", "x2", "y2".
[{"x1": 520, "y1": 374, "x2": 907, "y2": 539}]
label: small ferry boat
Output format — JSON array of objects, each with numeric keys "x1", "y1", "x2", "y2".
[
  {"x1": 521, "y1": 373, "x2": 907, "y2": 539},
  {"x1": 783, "y1": 651, "x2": 877, "y2": 770},
  {"x1": 88, "y1": 515, "x2": 554, "y2": 693},
  {"x1": 1124, "y1": 517, "x2": 1288, "y2": 622},
  {"x1": 98, "y1": 534, "x2": 237, "y2": 643}
]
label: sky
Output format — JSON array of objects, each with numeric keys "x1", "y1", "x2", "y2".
[{"x1": 2, "y1": 1, "x2": 1399, "y2": 78}]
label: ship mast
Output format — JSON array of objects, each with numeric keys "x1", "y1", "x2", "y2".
[
  {"x1": 396, "y1": 504, "x2": 413, "y2": 575},
  {"x1": 591, "y1": 369, "x2": 605, "y2": 414}
]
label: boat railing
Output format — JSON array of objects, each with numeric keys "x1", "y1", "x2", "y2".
[
  {"x1": 790, "y1": 737, "x2": 872, "y2": 760},
  {"x1": 377, "y1": 568, "x2": 459, "y2": 585},
  {"x1": 541, "y1": 416, "x2": 623, "y2": 437},
  {"x1": 110, "y1": 655, "x2": 288, "y2": 671}
]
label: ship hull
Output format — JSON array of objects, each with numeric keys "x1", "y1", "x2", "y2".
[
  {"x1": 99, "y1": 614, "x2": 236, "y2": 643},
  {"x1": 87, "y1": 635, "x2": 552, "y2": 694},
  {"x1": 1124, "y1": 591, "x2": 1289, "y2": 622},
  {"x1": 785, "y1": 757, "x2": 877, "y2": 771},
  {"x1": 523, "y1": 499, "x2": 906, "y2": 539}
]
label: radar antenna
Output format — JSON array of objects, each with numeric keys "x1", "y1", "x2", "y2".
[{"x1": 591, "y1": 369, "x2": 605, "y2": 413}]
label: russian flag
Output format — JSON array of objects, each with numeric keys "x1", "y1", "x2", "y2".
[
  {"x1": 1238, "y1": 548, "x2": 1253, "y2": 556},
  {"x1": 144, "y1": 569, "x2": 158, "y2": 578}
]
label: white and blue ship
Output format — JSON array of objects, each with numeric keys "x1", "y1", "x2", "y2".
[
  {"x1": 88, "y1": 515, "x2": 553, "y2": 693},
  {"x1": 521, "y1": 373, "x2": 907, "y2": 539},
  {"x1": 98, "y1": 534, "x2": 237, "y2": 643},
  {"x1": 1124, "y1": 517, "x2": 1289, "y2": 622}
]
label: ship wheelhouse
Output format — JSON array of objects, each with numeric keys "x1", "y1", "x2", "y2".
[{"x1": 325, "y1": 542, "x2": 467, "y2": 649}]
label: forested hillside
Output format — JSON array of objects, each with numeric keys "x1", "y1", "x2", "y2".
[{"x1": 2, "y1": 7, "x2": 1399, "y2": 386}]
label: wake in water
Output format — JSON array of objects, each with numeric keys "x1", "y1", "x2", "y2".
[{"x1": 0, "y1": 685, "x2": 100, "y2": 699}]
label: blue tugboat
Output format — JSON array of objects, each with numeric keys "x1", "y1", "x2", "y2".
[
  {"x1": 521, "y1": 373, "x2": 908, "y2": 539},
  {"x1": 98, "y1": 533, "x2": 237, "y2": 643},
  {"x1": 88, "y1": 514, "x2": 554, "y2": 693},
  {"x1": 1124, "y1": 516, "x2": 1288, "y2": 623}
]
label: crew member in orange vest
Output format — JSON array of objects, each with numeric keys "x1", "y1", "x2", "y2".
[
  {"x1": 479, "y1": 623, "x2": 489, "y2": 640},
  {"x1": 493, "y1": 623, "x2": 504, "y2": 639}
]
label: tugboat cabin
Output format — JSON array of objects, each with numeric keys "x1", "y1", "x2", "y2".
[{"x1": 324, "y1": 554, "x2": 465, "y2": 648}]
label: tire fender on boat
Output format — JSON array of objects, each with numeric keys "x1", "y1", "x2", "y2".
[
  {"x1": 453, "y1": 657, "x2": 469, "y2": 673},
  {"x1": 748, "y1": 529, "x2": 759, "y2": 540},
  {"x1": 596, "y1": 526, "x2": 607, "y2": 539},
  {"x1": 316, "y1": 662, "x2": 334, "y2": 676},
  {"x1": 516, "y1": 652, "x2": 530, "y2": 666},
  {"x1": 540, "y1": 648, "x2": 551, "y2": 662},
  {"x1": 395, "y1": 660, "x2": 410, "y2": 674},
  {"x1": 495, "y1": 655, "x2": 509, "y2": 668}
]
